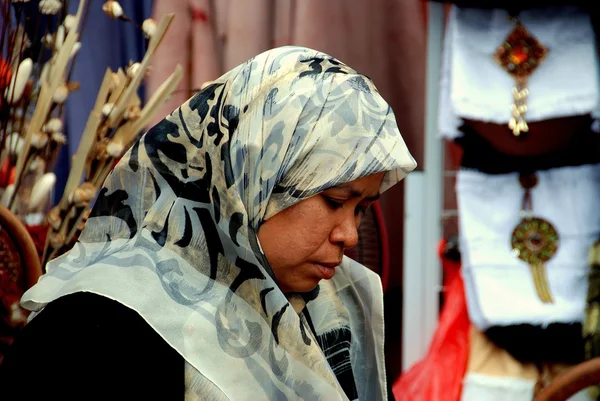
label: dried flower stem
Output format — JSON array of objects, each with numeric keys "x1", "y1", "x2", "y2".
[
  {"x1": 42, "y1": 205, "x2": 77, "y2": 265},
  {"x1": 11, "y1": 0, "x2": 86, "y2": 206},
  {"x1": 57, "y1": 68, "x2": 112, "y2": 211},
  {"x1": 105, "y1": 13, "x2": 173, "y2": 128},
  {"x1": 126, "y1": 65, "x2": 182, "y2": 138},
  {"x1": 59, "y1": 0, "x2": 92, "y2": 117},
  {"x1": 91, "y1": 157, "x2": 113, "y2": 188},
  {"x1": 63, "y1": 205, "x2": 90, "y2": 249},
  {"x1": 7, "y1": 149, "x2": 36, "y2": 210}
]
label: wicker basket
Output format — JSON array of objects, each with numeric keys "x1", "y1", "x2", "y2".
[{"x1": 0, "y1": 204, "x2": 41, "y2": 364}]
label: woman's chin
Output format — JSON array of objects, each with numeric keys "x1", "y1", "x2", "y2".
[{"x1": 281, "y1": 279, "x2": 321, "y2": 294}]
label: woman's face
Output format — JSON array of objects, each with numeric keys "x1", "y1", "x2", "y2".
[{"x1": 257, "y1": 172, "x2": 385, "y2": 293}]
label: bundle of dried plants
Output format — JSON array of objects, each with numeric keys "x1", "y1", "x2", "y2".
[{"x1": 0, "y1": 0, "x2": 182, "y2": 270}]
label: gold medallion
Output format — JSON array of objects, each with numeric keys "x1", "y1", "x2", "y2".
[{"x1": 511, "y1": 217, "x2": 559, "y2": 303}]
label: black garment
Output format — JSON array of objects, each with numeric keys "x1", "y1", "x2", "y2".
[
  {"x1": 0, "y1": 292, "x2": 184, "y2": 401},
  {"x1": 485, "y1": 323, "x2": 585, "y2": 365},
  {"x1": 456, "y1": 121, "x2": 600, "y2": 175}
]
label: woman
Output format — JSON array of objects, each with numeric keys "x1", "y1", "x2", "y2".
[{"x1": 0, "y1": 46, "x2": 416, "y2": 400}]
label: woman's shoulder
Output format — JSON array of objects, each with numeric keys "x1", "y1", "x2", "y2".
[
  {"x1": 0, "y1": 292, "x2": 184, "y2": 400},
  {"x1": 16, "y1": 291, "x2": 167, "y2": 345}
]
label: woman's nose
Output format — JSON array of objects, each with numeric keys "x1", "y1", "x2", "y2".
[{"x1": 330, "y1": 213, "x2": 359, "y2": 249}]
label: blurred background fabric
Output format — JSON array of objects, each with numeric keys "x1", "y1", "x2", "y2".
[{"x1": 146, "y1": 0, "x2": 426, "y2": 157}]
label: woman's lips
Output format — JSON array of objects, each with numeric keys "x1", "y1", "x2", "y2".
[{"x1": 313, "y1": 262, "x2": 340, "y2": 280}]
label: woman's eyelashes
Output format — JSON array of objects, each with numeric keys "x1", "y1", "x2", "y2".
[
  {"x1": 323, "y1": 195, "x2": 344, "y2": 210},
  {"x1": 322, "y1": 195, "x2": 371, "y2": 216}
]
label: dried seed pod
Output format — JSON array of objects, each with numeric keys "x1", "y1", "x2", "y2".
[
  {"x1": 97, "y1": 125, "x2": 110, "y2": 139},
  {"x1": 63, "y1": 14, "x2": 77, "y2": 31},
  {"x1": 29, "y1": 157, "x2": 46, "y2": 172},
  {"x1": 109, "y1": 73, "x2": 121, "y2": 90},
  {"x1": 54, "y1": 25, "x2": 65, "y2": 50},
  {"x1": 39, "y1": 0, "x2": 63, "y2": 15},
  {"x1": 8, "y1": 133, "x2": 23, "y2": 155},
  {"x1": 67, "y1": 81, "x2": 80, "y2": 92},
  {"x1": 4, "y1": 58, "x2": 33, "y2": 105},
  {"x1": 31, "y1": 132, "x2": 49, "y2": 149},
  {"x1": 82, "y1": 208, "x2": 91, "y2": 219},
  {"x1": 42, "y1": 33, "x2": 54, "y2": 48},
  {"x1": 68, "y1": 182, "x2": 96, "y2": 207},
  {"x1": 53, "y1": 84, "x2": 69, "y2": 104},
  {"x1": 77, "y1": 209, "x2": 91, "y2": 230},
  {"x1": 106, "y1": 140, "x2": 125, "y2": 158},
  {"x1": 126, "y1": 62, "x2": 141, "y2": 79},
  {"x1": 124, "y1": 105, "x2": 141, "y2": 121},
  {"x1": 51, "y1": 132, "x2": 67, "y2": 144},
  {"x1": 81, "y1": 208, "x2": 91, "y2": 222},
  {"x1": 142, "y1": 18, "x2": 156, "y2": 39},
  {"x1": 71, "y1": 42, "x2": 82, "y2": 58},
  {"x1": 46, "y1": 206, "x2": 62, "y2": 230},
  {"x1": 92, "y1": 139, "x2": 109, "y2": 161},
  {"x1": 48, "y1": 232, "x2": 66, "y2": 248},
  {"x1": 29, "y1": 173, "x2": 56, "y2": 211},
  {"x1": 102, "y1": 103, "x2": 115, "y2": 118},
  {"x1": 44, "y1": 118, "x2": 63, "y2": 133},
  {"x1": 102, "y1": 1, "x2": 123, "y2": 19}
]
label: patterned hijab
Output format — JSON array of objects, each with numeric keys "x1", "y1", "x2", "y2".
[{"x1": 22, "y1": 46, "x2": 416, "y2": 400}]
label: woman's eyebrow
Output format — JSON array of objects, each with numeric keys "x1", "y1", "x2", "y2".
[{"x1": 332, "y1": 184, "x2": 381, "y2": 201}]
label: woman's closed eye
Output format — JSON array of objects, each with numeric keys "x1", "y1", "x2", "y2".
[
  {"x1": 322, "y1": 195, "x2": 372, "y2": 216},
  {"x1": 323, "y1": 195, "x2": 344, "y2": 210}
]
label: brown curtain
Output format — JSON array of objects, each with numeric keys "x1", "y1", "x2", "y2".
[{"x1": 146, "y1": 0, "x2": 425, "y2": 152}]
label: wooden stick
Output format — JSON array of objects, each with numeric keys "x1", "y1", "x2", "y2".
[
  {"x1": 112, "y1": 64, "x2": 182, "y2": 146},
  {"x1": 105, "y1": 13, "x2": 174, "y2": 128},
  {"x1": 129, "y1": 65, "x2": 182, "y2": 137},
  {"x1": 58, "y1": 68, "x2": 112, "y2": 211},
  {"x1": 63, "y1": 206, "x2": 90, "y2": 248},
  {"x1": 105, "y1": 68, "x2": 127, "y2": 113},
  {"x1": 90, "y1": 65, "x2": 181, "y2": 189}
]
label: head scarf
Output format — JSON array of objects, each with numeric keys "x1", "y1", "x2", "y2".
[{"x1": 22, "y1": 46, "x2": 416, "y2": 400}]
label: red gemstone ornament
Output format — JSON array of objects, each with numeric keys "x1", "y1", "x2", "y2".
[
  {"x1": 494, "y1": 24, "x2": 548, "y2": 79},
  {"x1": 493, "y1": 20, "x2": 549, "y2": 137}
]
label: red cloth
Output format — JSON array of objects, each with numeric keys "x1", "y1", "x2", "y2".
[
  {"x1": 25, "y1": 224, "x2": 48, "y2": 261},
  {"x1": 392, "y1": 240, "x2": 470, "y2": 401}
]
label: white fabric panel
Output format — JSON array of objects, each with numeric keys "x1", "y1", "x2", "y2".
[
  {"x1": 439, "y1": 6, "x2": 599, "y2": 139},
  {"x1": 457, "y1": 164, "x2": 600, "y2": 329},
  {"x1": 461, "y1": 373, "x2": 593, "y2": 401}
]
